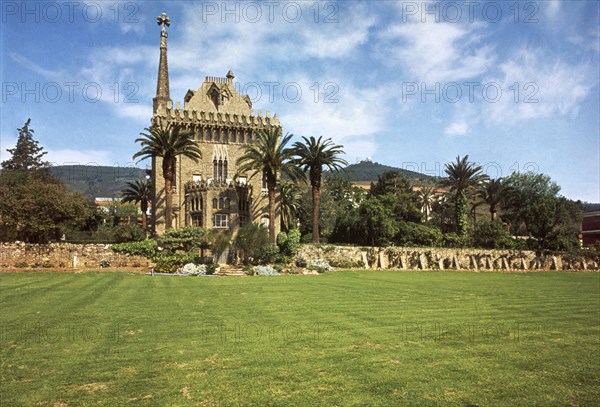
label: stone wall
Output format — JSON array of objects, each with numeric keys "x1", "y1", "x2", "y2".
[
  {"x1": 0, "y1": 243, "x2": 151, "y2": 270},
  {"x1": 297, "y1": 245, "x2": 599, "y2": 271}
]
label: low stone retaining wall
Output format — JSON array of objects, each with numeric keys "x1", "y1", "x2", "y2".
[
  {"x1": 0, "y1": 243, "x2": 150, "y2": 270},
  {"x1": 297, "y1": 245, "x2": 599, "y2": 271}
]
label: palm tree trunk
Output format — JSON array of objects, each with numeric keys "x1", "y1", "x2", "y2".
[
  {"x1": 490, "y1": 206, "x2": 497, "y2": 222},
  {"x1": 164, "y1": 177, "x2": 173, "y2": 230},
  {"x1": 312, "y1": 185, "x2": 320, "y2": 243},
  {"x1": 268, "y1": 186, "x2": 276, "y2": 243}
]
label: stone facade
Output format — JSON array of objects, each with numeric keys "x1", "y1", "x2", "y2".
[{"x1": 150, "y1": 13, "x2": 280, "y2": 237}]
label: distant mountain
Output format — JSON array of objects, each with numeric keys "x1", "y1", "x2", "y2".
[
  {"x1": 48, "y1": 160, "x2": 432, "y2": 200},
  {"x1": 340, "y1": 160, "x2": 434, "y2": 182},
  {"x1": 49, "y1": 165, "x2": 147, "y2": 200}
]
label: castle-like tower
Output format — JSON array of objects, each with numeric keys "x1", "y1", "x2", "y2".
[{"x1": 150, "y1": 12, "x2": 281, "y2": 236}]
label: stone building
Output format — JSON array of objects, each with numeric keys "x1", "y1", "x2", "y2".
[{"x1": 149, "y1": 12, "x2": 280, "y2": 236}]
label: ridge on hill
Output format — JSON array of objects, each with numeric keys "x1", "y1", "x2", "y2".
[
  {"x1": 47, "y1": 161, "x2": 433, "y2": 200},
  {"x1": 49, "y1": 165, "x2": 147, "y2": 200},
  {"x1": 339, "y1": 160, "x2": 434, "y2": 182}
]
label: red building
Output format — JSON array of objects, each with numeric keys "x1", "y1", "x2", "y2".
[{"x1": 582, "y1": 204, "x2": 600, "y2": 246}]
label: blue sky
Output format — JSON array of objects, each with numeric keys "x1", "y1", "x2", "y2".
[{"x1": 1, "y1": 1, "x2": 599, "y2": 202}]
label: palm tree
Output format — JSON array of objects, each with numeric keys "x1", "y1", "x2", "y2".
[
  {"x1": 440, "y1": 155, "x2": 488, "y2": 236},
  {"x1": 280, "y1": 181, "x2": 304, "y2": 232},
  {"x1": 121, "y1": 179, "x2": 151, "y2": 236},
  {"x1": 133, "y1": 125, "x2": 202, "y2": 230},
  {"x1": 291, "y1": 136, "x2": 347, "y2": 243},
  {"x1": 236, "y1": 128, "x2": 302, "y2": 243},
  {"x1": 417, "y1": 186, "x2": 436, "y2": 222},
  {"x1": 477, "y1": 178, "x2": 508, "y2": 221}
]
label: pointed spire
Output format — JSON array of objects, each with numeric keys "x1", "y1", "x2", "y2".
[{"x1": 153, "y1": 11, "x2": 172, "y2": 113}]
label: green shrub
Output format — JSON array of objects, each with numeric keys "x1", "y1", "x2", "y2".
[
  {"x1": 295, "y1": 257, "x2": 307, "y2": 268},
  {"x1": 276, "y1": 229, "x2": 301, "y2": 257},
  {"x1": 157, "y1": 226, "x2": 211, "y2": 253},
  {"x1": 257, "y1": 243, "x2": 279, "y2": 265},
  {"x1": 153, "y1": 252, "x2": 194, "y2": 273},
  {"x1": 243, "y1": 265, "x2": 255, "y2": 276},
  {"x1": 205, "y1": 263, "x2": 218, "y2": 275},
  {"x1": 112, "y1": 239, "x2": 159, "y2": 258},
  {"x1": 394, "y1": 222, "x2": 442, "y2": 247},
  {"x1": 113, "y1": 223, "x2": 145, "y2": 243},
  {"x1": 442, "y1": 232, "x2": 469, "y2": 248},
  {"x1": 471, "y1": 221, "x2": 515, "y2": 249}
]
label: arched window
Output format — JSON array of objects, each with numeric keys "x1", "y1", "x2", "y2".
[
  {"x1": 212, "y1": 198, "x2": 218, "y2": 209},
  {"x1": 218, "y1": 197, "x2": 224, "y2": 209},
  {"x1": 218, "y1": 159, "x2": 223, "y2": 182},
  {"x1": 223, "y1": 159, "x2": 228, "y2": 180},
  {"x1": 213, "y1": 159, "x2": 218, "y2": 180}
]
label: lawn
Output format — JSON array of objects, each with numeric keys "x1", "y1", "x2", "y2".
[{"x1": 1, "y1": 271, "x2": 599, "y2": 406}]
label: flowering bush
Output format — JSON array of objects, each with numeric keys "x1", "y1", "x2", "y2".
[
  {"x1": 308, "y1": 259, "x2": 333, "y2": 273},
  {"x1": 254, "y1": 265, "x2": 279, "y2": 276},
  {"x1": 180, "y1": 263, "x2": 207, "y2": 276}
]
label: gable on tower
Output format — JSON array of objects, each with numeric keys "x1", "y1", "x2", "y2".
[{"x1": 183, "y1": 72, "x2": 253, "y2": 115}]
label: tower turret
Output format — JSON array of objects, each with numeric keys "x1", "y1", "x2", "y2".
[{"x1": 153, "y1": 11, "x2": 172, "y2": 113}]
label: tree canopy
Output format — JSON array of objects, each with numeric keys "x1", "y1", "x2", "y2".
[{"x1": 2, "y1": 119, "x2": 49, "y2": 171}]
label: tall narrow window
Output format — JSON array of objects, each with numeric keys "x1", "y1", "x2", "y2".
[
  {"x1": 212, "y1": 197, "x2": 217, "y2": 209},
  {"x1": 197, "y1": 128, "x2": 203, "y2": 141},
  {"x1": 223, "y1": 159, "x2": 228, "y2": 180},
  {"x1": 218, "y1": 197, "x2": 224, "y2": 209},
  {"x1": 213, "y1": 159, "x2": 218, "y2": 180},
  {"x1": 218, "y1": 159, "x2": 223, "y2": 182}
]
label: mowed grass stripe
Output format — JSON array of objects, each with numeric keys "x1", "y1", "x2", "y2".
[{"x1": 0, "y1": 271, "x2": 598, "y2": 406}]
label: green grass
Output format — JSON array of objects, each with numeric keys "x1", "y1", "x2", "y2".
[{"x1": 1, "y1": 271, "x2": 599, "y2": 406}]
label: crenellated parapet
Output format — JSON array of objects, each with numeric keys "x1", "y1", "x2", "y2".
[{"x1": 156, "y1": 108, "x2": 280, "y2": 128}]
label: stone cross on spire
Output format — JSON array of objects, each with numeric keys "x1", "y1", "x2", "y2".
[
  {"x1": 157, "y1": 12, "x2": 170, "y2": 31},
  {"x1": 153, "y1": 11, "x2": 171, "y2": 113}
]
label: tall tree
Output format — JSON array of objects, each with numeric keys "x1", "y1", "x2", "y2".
[
  {"x1": 0, "y1": 170, "x2": 90, "y2": 243},
  {"x1": 236, "y1": 128, "x2": 302, "y2": 243},
  {"x1": 370, "y1": 171, "x2": 421, "y2": 223},
  {"x1": 501, "y1": 172, "x2": 582, "y2": 250},
  {"x1": 133, "y1": 125, "x2": 202, "y2": 230},
  {"x1": 477, "y1": 178, "x2": 509, "y2": 221},
  {"x1": 291, "y1": 136, "x2": 347, "y2": 243},
  {"x1": 2, "y1": 119, "x2": 49, "y2": 171},
  {"x1": 440, "y1": 155, "x2": 488, "y2": 236},
  {"x1": 120, "y1": 179, "x2": 152, "y2": 236}
]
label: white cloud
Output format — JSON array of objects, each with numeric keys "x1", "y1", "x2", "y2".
[
  {"x1": 545, "y1": 0, "x2": 561, "y2": 21},
  {"x1": 378, "y1": 19, "x2": 495, "y2": 83},
  {"x1": 444, "y1": 121, "x2": 469, "y2": 136},
  {"x1": 484, "y1": 47, "x2": 596, "y2": 125}
]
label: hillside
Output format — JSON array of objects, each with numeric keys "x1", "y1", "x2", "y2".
[
  {"x1": 339, "y1": 160, "x2": 434, "y2": 182},
  {"x1": 49, "y1": 165, "x2": 147, "y2": 200},
  {"x1": 46, "y1": 161, "x2": 432, "y2": 200}
]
